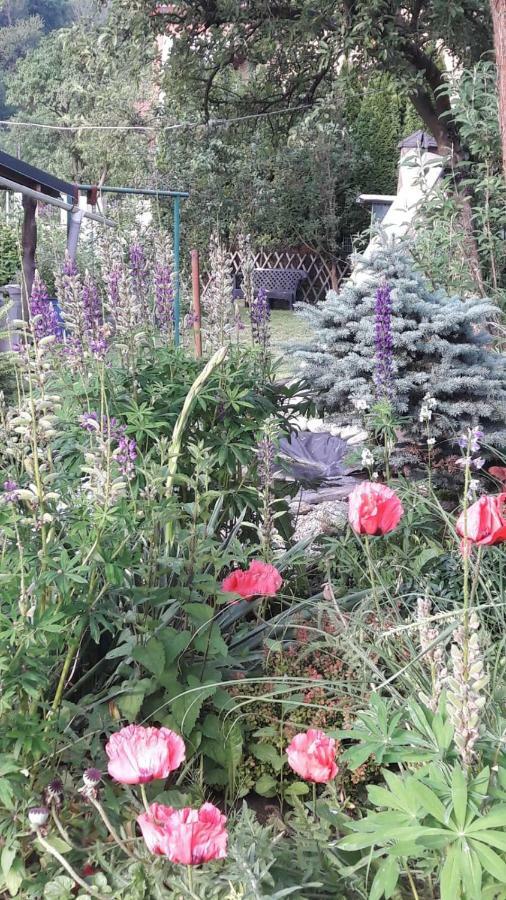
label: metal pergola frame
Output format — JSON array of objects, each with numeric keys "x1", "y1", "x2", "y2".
[
  {"x1": 0, "y1": 147, "x2": 189, "y2": 344},
  {"x1": 77, "y1": 183, "x2": 189, "y2": 346}
]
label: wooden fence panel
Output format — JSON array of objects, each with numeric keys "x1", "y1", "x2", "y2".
[{"x1": 202, "y1": 246, "x2": 350, "y2": 305}]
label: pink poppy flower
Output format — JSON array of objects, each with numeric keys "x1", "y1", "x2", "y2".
[
  {"x1": 105, "y1": 724, "x2": 185, "y2": 785},
  {"x1": 348, "y1": 481, "x2": 404, "y2": 536},
  {"x1": 286, "y1": 728, "x2": 338, "y2": 783},
  {"x1": 137, "y1": 802, "x2": 228, "y2": 865},
  {"x1": 456, "y1": 493, "x2": 506, "y2": 546},
  {"x1": 221, "y1": 560, "x2": 282, "y2": 599},
  {"x1": 489, "y1": 466, "x2": 506, "y2": 486}
]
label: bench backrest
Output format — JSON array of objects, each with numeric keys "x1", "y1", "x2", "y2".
[{"x1": 252, "y1": 268, "x2": 306, "y2": 293}]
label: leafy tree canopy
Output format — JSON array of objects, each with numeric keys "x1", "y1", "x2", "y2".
[
  {"x1": 5, "y1": 3, "x2": 156, "y2": 184},
  {"x1": 0, "y1": 0, "x2": 73, "y2": 31},
  {"x1": 131, "y1": 0, "x2": 491, "y2": 156}
]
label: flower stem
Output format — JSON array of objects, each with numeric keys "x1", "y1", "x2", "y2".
[
  {"x1": 462, "y1": 455, "x2": 472, "y2": 663},
  {"x1": 88, "y1": 796, "x2": 138, "y2": 860},
  {"x1": 363, "y1": 535, "x2": 379, "y2": 614},
  {"x1": 51, "y1": 807, "x2": 75, "y2": 848},
  {"x1": 140, "y1": 783, "x2": 150, "y2": 814},
  {"x1": 50, "y1": 626, "x2": 84, "y2": 714},
  {"x1": 312, "y1": 782, "x2": 317, "y2": 819},
  {"x1": 469, "y1": 546, "x2": 484, "y2": 607},
  {"x1": 405, "y1": 866, "x2": 420, "y2": 900},
  {"x1": 35, "y1": 829, "x2": 108, "y2": 900},
  {"x1": 187, "y1": 864, "x2": 194, "y2": 894}
]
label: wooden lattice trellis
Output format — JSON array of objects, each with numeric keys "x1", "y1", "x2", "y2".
[{"x1": 202, "y1": 246, "x2": 350, "y2": 305}]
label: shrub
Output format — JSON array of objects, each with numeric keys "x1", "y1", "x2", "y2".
[
  {"x1": 0, "y1": 219, "x2": 20, "y2": 286},
  {"x1": 293, "y1": 239, "x2": 506, "y2": 446}
]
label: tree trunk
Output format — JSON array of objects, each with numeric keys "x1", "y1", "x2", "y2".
[
  {"x1": 491, "y1": 0, "x2": 506, "y2": 178},
  {"x1": 21, "y1": 194, "x2": 37, "y2": 317}
]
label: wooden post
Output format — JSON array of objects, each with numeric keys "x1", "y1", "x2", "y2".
[
  {"x1": 21, "y1": 192, "x2": 37, "y2": 317},
  {"x1": 330, "y1": 260, "x2": 339, "y2": 292},
  {"x1": 191, "y1": 249, "x2": 202, "y2": 358}
]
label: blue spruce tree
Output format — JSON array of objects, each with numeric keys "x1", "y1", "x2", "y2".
[{"x1": 294, "y1": 240, "x2": 506, "y2": 446}]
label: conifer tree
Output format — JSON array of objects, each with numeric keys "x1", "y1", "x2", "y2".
[{"x1": 294, "y1": 240, "x2": 506, "y2": 446}]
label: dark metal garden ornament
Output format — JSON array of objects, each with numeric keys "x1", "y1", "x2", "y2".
[{"x1": 277, "y1": 431, "x2": 352, "y2": 487}]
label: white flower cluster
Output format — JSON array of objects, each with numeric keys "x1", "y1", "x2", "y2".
[
  {"x1": 2, "y1": 395, "x2": 60, "y2": 473},
  {"x1": 447, "y1": 612, "x2": 488, "y2": 768},
  {"x1": 419, "y1": 393, "x2": 437, "y2": 423},
  {"x1": 361, "y1": 447, "x2": 374, "y2": 468},
  {"x1": 416, "y1": 597, "x2": 447, "y2": 712}
]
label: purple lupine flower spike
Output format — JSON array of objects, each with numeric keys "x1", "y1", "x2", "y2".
[
  {"x1": 3, "y1": 480, "x2": 19, "y2": 503},
  {"x1": 62, "y1": 253, "x2": 78, "y2": 277},
  {"x1": 29, "y1": 272, "x2": 61, "y2": 342},
  {"x1": 105, "y1": 265, "x2": 122, "y2": 307},
  {"x1": 154, "y1": 261, "x2": 174, "y2": 332},
  {"x1": 82, "y1": 273, "x2": 102, "y2": 333},
  {"x1": 374, "y1": 282, "x2": 394, "y2": 398},
  {"x1": 114, "y1": 432, "x2": 137, "y2": 478},
  {"x1": 130, "y1": 243, "x2": 148, "y2": 295}
]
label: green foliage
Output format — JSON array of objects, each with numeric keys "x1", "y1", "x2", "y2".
[
  {"x1": 335, "y1": 697, "x2": 506, "y2": 900},
  {"x1": 137, "y1": 0, "x2": 491, "y2": 167},
  {"x1": 0, "y1": 0, "x2": 75, "y2": 117},
  {"x1": 0, "y1": 219, "x2": 20, "y2": 285},
  {"x1": 157, "y1": 87, "x2": 362, "y2": 255},
  {"x1": 414, "y1": 63, "x2": 506, "y2": 306},
  {"x1": 294, "y1": 239, "x2": 506, "y2": 446},
  {"x1": 4, "y1": 4, "x2": 154, "y2": 182},
  {"x1": 343, "y1": 71, "x2": 422, "y2": 198}
]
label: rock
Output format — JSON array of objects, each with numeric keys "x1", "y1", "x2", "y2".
[
  {"x1": 291, "y1": 499, "x2": 348, "y2": 544},
  {"x1": 336, "y1": 425, "x2": 368, "y2": 444}
]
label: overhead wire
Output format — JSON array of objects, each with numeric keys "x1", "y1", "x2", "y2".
[{"x1": 0, "y1": 104, "x2": 312, "y2": 133}]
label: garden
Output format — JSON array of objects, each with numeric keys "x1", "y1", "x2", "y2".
[{"x1": 1, "y1": 2, "x2": 506, "y2": 900}]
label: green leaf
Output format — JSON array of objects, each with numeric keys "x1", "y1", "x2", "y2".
[
  {"x1": 451, "y1": 766, "x2": 468, "y2": 831},
  {"x1": 250, "y1": 742, "x2": 284, "y2": 772},
  {"x1": 0, "y1": 778, "x2": 14, "y2": 810},
  {"x1": 341, "y1": 742, "x2": 380, "y2": 768},
  {"x1": 153, "y1": 789, "x2": 190, "y2": 808},
  {"x1": 255, "y1": 774, "x2": 278, "y2": 797},
  {"x1": 159, "y1": 629, "x2": 192, "y2": 666},
  {"x1": 440, "y1": 846, "x2": 461, "y2": 900},
  {"x1": 409, "y1": 780, "x2": 447, "y2": 823},
  {"x1": 43, "y1": 876, "x2": 75, "y2": 899},
  {"x1": 1, "y1": 847, "x2": 15, "y2": 879},
  {"x1": 4, "y1": 858, "x2": 24, "y2": 897},
  {"x1": 338, "y1": 832, "x2": 381, "y2": 852},
  {"x1": 202, "y1": 713, "x2": 222, "y2": 741},
  {"x1": 193, "y1": 623, "x2": 228, "y2": 658},
  {"x1": 460, "y1": 847, "x2": 482, "y2": 899},
  {"x1": 471, "y1": 831, "x2": 506, "y2": 852},
  {"x1": 472, "y1": 840, "x2": 506, "y2": 883},
  {"x1": 184, "y1": 603, "x2": 214, "y2": 625},
  {"x1": 369, "y1": 858, "x2": 399, "y2": 900},
  {"x1": 467, "y1": 806, "x2": 506, "y2": 832},
  {"x1": 169, "y1": 681, "x2": 216, "y2": 736},
  {"x1": 283, "y1": 781, "x2": 309, "y2": 797},
  {"x1": 116, "y1": 678, "x2": 153, "y2": 720},
  {"x1": 34, "y1": 835, "x2": 71, "y2": 856},
  {"x1": 132, "y1": 637, "x2": 166, "y2": 677},
  {"x1": 414, "y1": 547, "x2": 443, "y2": 573},
  {"x1": 367, "y1": 785, "x2": 408, "y2": 812}
]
